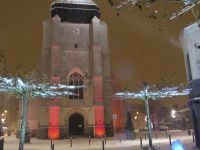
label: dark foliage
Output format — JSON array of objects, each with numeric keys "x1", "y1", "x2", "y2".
[{"x1": 125, "y1": 111, "x2": 135, "y2": 140}]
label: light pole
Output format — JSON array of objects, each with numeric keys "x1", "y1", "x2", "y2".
[
  {"x1": 1, "y1": 119, "x2": 5, "y2": 124},
  {"x1": 1, "y1": 114, "x2": 5, "y2": 126},
  {"x1": 4, "y1": 110, "x2": 7, "y2": 126},
  {"x1": 113, "y1": 114, "x2": 117, "y2": 142}
]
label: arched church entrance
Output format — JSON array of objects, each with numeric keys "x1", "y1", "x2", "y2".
[{"x1": 69, "y1": 113, "x2": 84, "y2": 135}]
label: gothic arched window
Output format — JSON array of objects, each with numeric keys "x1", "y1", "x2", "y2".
[{"x1": 68, "y1": 72, "x2": 84, "y2": 100}]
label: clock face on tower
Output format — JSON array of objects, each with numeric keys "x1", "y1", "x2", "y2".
[{"x1": 72, "y1": 28, "x2": 80, "y2": 36}]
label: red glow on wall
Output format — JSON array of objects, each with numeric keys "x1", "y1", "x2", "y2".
[
  {"x1": 48, "y1": 106, "x2": 60, "y2": 140},
  {"x1": 93, "y1": 76, "x2": 103, "y2": 102},
  {"x1": 48, "y1": 127, "x2": 59, "y2": 140},
  {"x1": 95, "y1": 106, "x2": 105, "y2": 137},
  {"x1": 112, "y1": 100, "x2": 125, "y2": 133}
]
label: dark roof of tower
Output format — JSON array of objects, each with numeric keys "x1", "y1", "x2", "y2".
[
  {"x1": 51, "y1": 0, "x2": 101, "y2": 23},
  {"x1": 52, "y1": 0, "x2": 96, "y2": 5}
]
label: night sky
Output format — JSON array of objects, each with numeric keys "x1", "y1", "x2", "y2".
[{"x1": 0, "y1": 0, "x2": 197, "y2": 108}]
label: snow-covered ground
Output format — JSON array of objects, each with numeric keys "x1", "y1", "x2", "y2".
[{"x1": 3, "y1": 131, "x2": 199, "y2": 150}]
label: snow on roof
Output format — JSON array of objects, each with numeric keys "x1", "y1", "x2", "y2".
[{"x1": 52, "y1": 0, "x2": 96, "y2": 5}]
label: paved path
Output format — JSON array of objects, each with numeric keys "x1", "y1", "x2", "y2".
[{"x1": 3, "y1": 131, "x2": 200, "y2": 150}]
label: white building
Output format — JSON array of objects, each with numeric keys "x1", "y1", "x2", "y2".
[
  {"x1": 180, "y1": 22, "x2": 200, "y2": 81},
  {"x1": 180, "y1": 21, "x2": 200, "y2": 148}
]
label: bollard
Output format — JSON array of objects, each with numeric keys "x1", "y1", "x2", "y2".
[
  {"x1": 102, "y1": 140, "x2": 105, "y2": 150},
  {"x1": 165, "y1": 131, "x2": 168, "y2": 137},
  {"x1": 70, "y1": 137, "x2": 72, "y2": 147},
  {"x1": 89, "y1": 136, "x2": 91, "y2": 146},
  {"x1": 140, "y1": 137, "x2": 143, "y2": 147},
  {"x1": 52, "y1": 144, "x2": 54, "y2": 150},
  {"x1": 188, "y1": 129, "x2": 191, "y2": 136},
  {"x1": 50, "y1": 140, "x2": 54, "y2": 150},
  {"x1": 192, "y1": 132, "x2": 195, "y2": 143},
  {"x1": 104, "y1": 135, "x2": 107, "y2": 144},
  {"x1": 169, "y1": 134, "x2": 171, "y2": 146},
  {"x1": 145, "y1": 133, "x2": 146, "y2": 140},
  {"x1": 156, "y1": 133, "x2": 158, "y2": 139}
]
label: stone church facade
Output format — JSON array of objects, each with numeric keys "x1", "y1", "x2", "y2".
[{"x1": 26, "y1": 0, "x2": 125, "y2": 139}]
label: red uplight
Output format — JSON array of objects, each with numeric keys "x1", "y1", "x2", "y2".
[
  {"x1": 95, "y1": 106, "x2": 105, "y2": 137},
  {"x1": 95, "y1": 127, "x2": 105, "y2": 137},
  {"x1": 48, "y1": 127, "x2": 59, "y2": 140},
  {"x1": 48, "y1": 106, "x2": 60, "y2": 139}
]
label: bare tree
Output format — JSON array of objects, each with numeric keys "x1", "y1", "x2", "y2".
[{"x1": 108, "y1": 0, "x2": 200, "y2": 21}]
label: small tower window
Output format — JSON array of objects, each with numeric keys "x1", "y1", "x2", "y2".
[
  {"x1": 68, "y1": 72, "x2": 84, "y2": 100},
  {"x1": 75, "y1": 44, "x2": 78, "y2": 48},
  {"x1": 195, "y1": 43, "x2": 200, "y2": 49}
]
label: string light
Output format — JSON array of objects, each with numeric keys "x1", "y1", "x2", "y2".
[
  {"x1": 115, "y1": 85, "x2": 190, "y2": 100},
  {"x1": 0, "y1": 76, "x2": 84, "y2": 98}
]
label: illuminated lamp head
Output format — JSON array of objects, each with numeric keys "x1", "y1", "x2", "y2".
[
  {"x1": 95, "y1": 127, "x2": 105, "y2": 137},
  {"x1": 172, "y1": 140, "x2": 185, "y2": 150},
  {"x1": 48, "y1": 127, "x2": 60, "y2": 140}
]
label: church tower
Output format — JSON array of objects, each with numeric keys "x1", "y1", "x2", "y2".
[{"x1": 28, "y1": 0, "x2": 114, "y2": 139}]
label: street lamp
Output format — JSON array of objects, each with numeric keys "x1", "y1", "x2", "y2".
[
  {"x1": 1, "y1": 118, "x2": 5, "y2": 124},
  {"x1": 4, "y1": 111, "x2": 7, "y2": 117},
  {"x1": 134, "y1": 116, "x2": 138, "y2": 120},
  {"x1": 171, "y1": 110, "x2": 176, "y2": 119},
  {"x1": 145, "y1": 115, "x2": 147, "y2": 122},
  {"x1": 171, "y1": 110, "x2": 177, "y2": 129}
]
